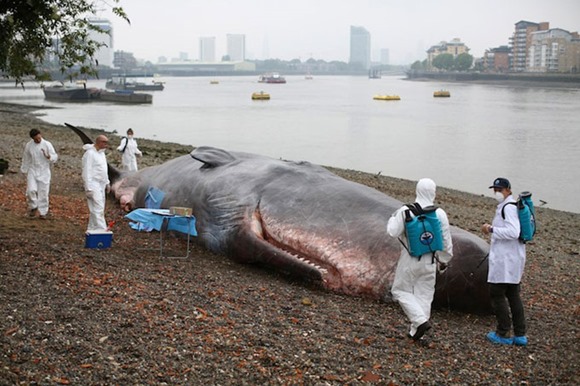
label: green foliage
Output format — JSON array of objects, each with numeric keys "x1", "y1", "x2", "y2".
[
  {"x1": 454, "y1": 52, "x2": 473, "y2": 71},
  {"x1": 473, "y1": 60, "x2": 485, "y2": 72},
  {"x1": 431, "y1": 53, "x2": 474, "y2": 71},
  {"x1": 432, "y1": 53, "x2": 454, "y2": 70},
  {"x1": 0, "y1": 0, "x2": 129, "y2": 83},
  {"x1": 411, "y1": 60, "x2": 428, "y2": 70}
]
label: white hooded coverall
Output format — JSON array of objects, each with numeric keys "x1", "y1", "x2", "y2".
[
  {"x1": 20, "y1": 138, "x2": 58, "y2": 215},
  {"x1": 82, "y1": 144, "x2": 110, "y2": 231},
  {"x1": 117, "y1": 136, "x2": 142, "y2": 172},
  {"x1": 387, "y1": 178, "x2": 453, "y2": 337}
]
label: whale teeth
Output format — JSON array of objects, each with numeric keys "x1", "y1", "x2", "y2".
[{"x1": 279, "y1": 248, "x2": 327, "y2": 275}]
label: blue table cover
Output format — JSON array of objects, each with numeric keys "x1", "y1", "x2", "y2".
[{"x1": 125, "y1": 208, "x2": 197, "y2": 236}]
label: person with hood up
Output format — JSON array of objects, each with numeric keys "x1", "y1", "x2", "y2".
[
  {"x1": 82, "y1": 135, "x2": 110, "y2": 231},
  {"x1": 481, "y1": 177, "x2": 528, "y2": 346},
  {"x1": 387, "y1": 178, "x2": 453, "y2": 341},
  {"x1": 116, "y1": 128, "x2": 142, "y2": 172},
  {"x1": 20, "y1": 129, "x2": 58, "y2": 219}
]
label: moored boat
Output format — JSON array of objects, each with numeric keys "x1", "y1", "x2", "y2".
[
  {"x1": 434, "y1": 90, "x2": 451, "y2": 97},
  {"x1": 106, "y1": 76, "x2": 165, "y2": 91},
  {"x1": 98, "y1": 90, "x2": 153, "y2": 104},
  {"x1": 373, "y1": 95, "x2": 401, "y2": 101},
  {"x1": 369, "y1": 68, "x2": 382, "y2": 79},
  {"x1": 42, "y1": 83, "x2": 100, "y2": 101},
  {"x1": 251, "y1": 91, "x2": 270, "y2": 100},
  {"x1": 258, "y1": 73, "x2": 286, "y2": 84}
]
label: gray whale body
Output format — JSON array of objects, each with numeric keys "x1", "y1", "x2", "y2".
[{"x1": 68, "y1": 124, "x2": 490, "y2": 313}]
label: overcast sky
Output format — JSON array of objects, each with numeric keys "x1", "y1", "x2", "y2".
[{"x1": 100, "y1": 0, "x2": 580, "y2": 65}]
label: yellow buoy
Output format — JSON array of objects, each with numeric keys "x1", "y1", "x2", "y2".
[
  {"x1": 252, "y1": 91, "x2": 270, "y2": 100},
  {"x1": 373, "y1": 95, "x2": 401, "y2": 101}
]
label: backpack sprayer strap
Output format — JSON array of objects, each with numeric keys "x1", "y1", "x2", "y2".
[
  {"x1": 398, "y1": 236, "x2": 446, "y2": 268},
  {"x1": 121, "y1": 137, "x2": 129, "y2": 153},
  {"x1": 398, "y1": 236, "x2": 411, "y2": 255},
  {"x1": 433, "y1": 251, "x2": 449, "y2": 272}
]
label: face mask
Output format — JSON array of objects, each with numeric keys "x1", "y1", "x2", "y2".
[
  {"x1": 494, "y1": 191, "x2": 505, "y2": 202},
  {"x1": 128, "y1": 135, "x2": 133, "y2": 139}
]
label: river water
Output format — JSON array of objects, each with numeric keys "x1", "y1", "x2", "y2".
[{"x1": 1, "y1": 75, "x2": 579, "y2": 213}]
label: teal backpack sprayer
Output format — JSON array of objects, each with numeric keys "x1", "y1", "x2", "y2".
[
  {"x1": 502, "y1": 191, "x2": 536, "y2": 242},
  {"x1": 477, "y1": 190, "x2": 536, "y2": 270},
  {"x1": 401, "y1": 203, "x2": 444, "y2": 259}
]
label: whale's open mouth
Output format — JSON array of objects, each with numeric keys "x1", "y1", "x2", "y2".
[{"x1": 250, "y1": 208, "x2": 334, "y2": 282}]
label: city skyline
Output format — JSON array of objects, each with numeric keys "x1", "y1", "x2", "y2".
[{"x1": 101, "y1": 0, "x2": 579, "y2": 64}]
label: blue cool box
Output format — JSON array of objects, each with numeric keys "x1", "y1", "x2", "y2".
[{"x1": 85, "y1": 231, "x2": 113, "y2": 249}]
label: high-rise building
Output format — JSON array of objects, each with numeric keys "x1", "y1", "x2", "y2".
[
  {"x1": 227, "y1": 34, "x2": 246, "y2": 61},
  {"x1": 350, "y1": 26, "x2": 371, "y2": 70},
  {"x1": 88, "y1": 18, "x2": 113, "y2": 67},
  {"x1": 199, "y1": 37, "x2": 216, "y2": 62},
  {"x1": 380, "y1": 49, "x2": 390, "y2": 65},
  {"x1": 510, "y1": 20, "x2": 549, "y2": 72}
]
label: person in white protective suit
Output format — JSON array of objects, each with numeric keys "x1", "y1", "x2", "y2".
[
  {"x1": 20, "y1": 129, "x2": 58, "y2": 219},
  {"x1": 387, "y1": 178, "x2": 453, "y2": 341},
  {"x1": 116, "y1": 128, "x2": 142, "y2": 172},
  {"x1": 82, "y1": 135, "x2": 110, "y2": 231}
]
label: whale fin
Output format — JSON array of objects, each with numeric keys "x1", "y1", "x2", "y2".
[
  {"x1": 190, "y1": 146, "x2": 236, "y2": 168},
  {"x1": 65, "y1": 122, "x2": 93, "y2": 144}
]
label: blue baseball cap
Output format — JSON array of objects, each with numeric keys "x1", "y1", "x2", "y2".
[{"x1": 489, "y1": 177, "x2": 511, "y2": 189}]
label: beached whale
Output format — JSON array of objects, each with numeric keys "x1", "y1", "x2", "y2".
[{"x1": 68, "y1": 124, "x2": 491, "y2": 312}]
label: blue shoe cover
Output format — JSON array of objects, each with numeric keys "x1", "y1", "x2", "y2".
[
  {"x1": 513, "y1": 336, "x2": 528, "y2": 346},
  {"x1": 486, "y1": 331, "x2": 513, "y2": 345}
]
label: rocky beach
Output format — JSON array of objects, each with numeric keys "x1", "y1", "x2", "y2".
[{"x1": 0, "y1": 102, "x2": 578, "y2": 385}]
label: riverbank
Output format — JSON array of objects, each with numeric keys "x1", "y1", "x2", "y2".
[
  {"x1": 405, "y1": 70, "x2": 580, "y2": 87},
  {"x1": 0, "y1": 102, "x2": 578, "y2": 384}
]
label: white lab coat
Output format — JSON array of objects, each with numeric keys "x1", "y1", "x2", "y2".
[
  {"x1": 117, "y1": 136, "x2": 142, "y2": 172},
  {"x1": 20, "y1": 138, "x2": 58, "y2": 215},
  {"x1": 82, "y1": 144, "x2": 110, "y2": 231},
  {"x1": 488, "y1": 195, "x2": 526, "y2": 284},
  {"x1": 387, "y1": 178, "x2": 453, "y2": 336}
]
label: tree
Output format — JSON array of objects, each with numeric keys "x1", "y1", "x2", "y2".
[
  {"x1": 411, "y1": 60, "x2": 426, "y2": 70},
  {"x1": 432, "y1": 53, "x2": 454, "y2": 70},
  {"x1": 454, "y1": 52, "x2": 474, "y2": 71},
  {"x1": 0, "y1": 0, "x2": 129, "y2": 83}
]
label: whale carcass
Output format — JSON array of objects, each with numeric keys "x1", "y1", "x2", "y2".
[{"x1": 69, "y1": 125, "x2": 491, "y2": 312}]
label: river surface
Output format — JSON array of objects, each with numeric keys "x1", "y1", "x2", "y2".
[{"x1": 1, "y1": 75, "x2": 579, "y2": 213}]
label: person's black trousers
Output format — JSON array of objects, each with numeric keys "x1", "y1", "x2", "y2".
[{"x1": 489, "y1": 283, "x2": 526, "y2": 337}]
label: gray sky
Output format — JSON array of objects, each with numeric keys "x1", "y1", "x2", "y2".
[{"x1": 101, "y1": 0, "x2": 580, "y2": 64}]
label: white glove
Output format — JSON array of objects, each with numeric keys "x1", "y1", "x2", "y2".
[{"x1": 85, "y1": 190, "x2": 94, "y2": 199}]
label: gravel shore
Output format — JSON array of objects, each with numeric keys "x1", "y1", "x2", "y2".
[{"x1": 0, "y1": 102, "x2": 578, "y2": 385}]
